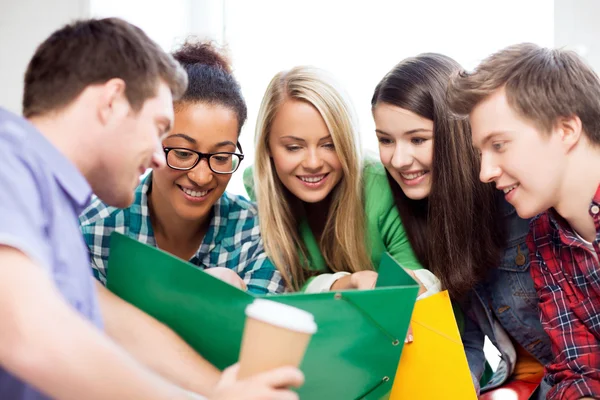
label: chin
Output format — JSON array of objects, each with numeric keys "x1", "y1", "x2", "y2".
[
  {"x1": 107, "y1": 192, "x2": 135, "y2": 209},
  {"x1": 514, "y1": 205, "x2": 544, "y2": 220},
  {"x1": 293, "y1": 191, "x2": 328, "y2": 204},
  {"x1": 402, "y1": 189, "x2": 430, "y2": 201}
]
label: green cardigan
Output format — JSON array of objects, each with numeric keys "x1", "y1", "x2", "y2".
[{"x1": 243, "y1": 159, "x2": 422, "y2": 273}]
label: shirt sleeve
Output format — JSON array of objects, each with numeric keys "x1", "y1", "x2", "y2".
[
  {"x1": 460, "y1": 310, "x2": 486, "y2": 395},
  {"x1": 79, "y1": 220, "x2": 109, "y2": 285},
  {"x1": 236, "y1": 235, "x2": 286, "y2": 295},
  {"x1": 527, "y1": 232, "x2": 600, "y2": 400},
  {"x1": 0, "y1": 147, "x2": 50, "y2": 269},
  {"x1": 364, "y1": 163, "x2": 422, "y2": 270}
]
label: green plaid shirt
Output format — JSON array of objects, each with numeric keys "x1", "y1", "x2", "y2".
[{"x1": 79, "y1": 173, "x2": 284, "y2": 294}]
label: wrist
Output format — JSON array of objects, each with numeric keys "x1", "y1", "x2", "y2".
[{"x1": 330, "y1": 272, "x2": 352, "y2": 290}]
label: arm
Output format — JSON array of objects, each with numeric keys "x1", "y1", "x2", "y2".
[
  {"x1": 211, "y1": 364, "x2": 303, "y2": 400},
  {"x1": 460, "y1": 309, "x2": 487, "y2": 395},
  {"x1": 238, "y1": 238, "x2": 286, "y2": 295},
  {"x1": 96, "y1": 281, "x2": 221, "y2": 396},
  {"x1": 364, "y1": 162, "x2": 422, "y2": 270},
  {"x1": 0, "y1": 246, "x2": 200, "y2": 400},
  {"x1": 528, "y1": 235, "x2": 600, "y2": 400},
  {"x1": 379, "y1": 200, "x2": 422, "y2": 270}
]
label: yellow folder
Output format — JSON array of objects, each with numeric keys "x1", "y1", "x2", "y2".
[{"x1": 390, "y1": 291, "x2": 477, "y2": 400}]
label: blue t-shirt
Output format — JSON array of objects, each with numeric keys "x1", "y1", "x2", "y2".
[{"x1": 0, "y1": 108, "x2": 103, "y2": 399}]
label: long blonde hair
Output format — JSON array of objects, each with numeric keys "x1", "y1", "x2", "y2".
[{"x1": 254, "y1": 66, "x2": 372, "y2": 291}]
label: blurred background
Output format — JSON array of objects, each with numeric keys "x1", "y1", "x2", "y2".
[
  {"x1": 1, "y1": 0, "x2": 595, "y2": 373},
  {"x1": 4, "y1": 0, "x2": 594, "y2": 196}
]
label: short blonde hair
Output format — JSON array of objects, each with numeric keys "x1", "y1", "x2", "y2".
[{"x1": 253, "y1": 66, "x2": 372, "y2": 290}]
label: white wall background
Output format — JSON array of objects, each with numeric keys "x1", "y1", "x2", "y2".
[{"x1": 0, "y1": 0, "x2": 89, "y2": 114}]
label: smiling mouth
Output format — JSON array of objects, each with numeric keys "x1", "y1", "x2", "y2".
[
  {"x1": 178, "y1": 185, "x2": 211, "y2": 198},
  {"x1": 298, "y1": 174, "x2": 328, "y2": 183},
  {"x1": 502, "y1": 183, "x2": 519, "y2": 194},
  {"x1": 400, "y1": 171, "x2": 428, "y2": 180}
]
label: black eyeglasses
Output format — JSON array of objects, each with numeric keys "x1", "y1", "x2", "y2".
[{"x1": 163, "y1": 143, "x2": 244, "y2": 174}]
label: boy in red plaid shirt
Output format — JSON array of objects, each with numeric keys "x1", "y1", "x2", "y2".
[{"x1": 448, "y1": 43, "x2": 600, "y2": 400}]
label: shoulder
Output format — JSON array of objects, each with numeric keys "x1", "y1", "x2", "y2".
[
  {"x1": 528, "y1": 211, "x2": 553, "y2": 242},
  {"x1": 79, "y1": 195, "x2": 124, "y2": 228},
  {"x1": 361, "y1": 158, "x2": 395, "y2": 211},
  {"x1": 242, "y1": 165, "x2": 256, "y2": 200},
  {"x1": 213, "y1": 192, "x2": 263, "y2": 252},
  {"x1": 362, "y1": 157, "x2": 388, "y2": 182},
  {"x1": 0, "y1": 111, "x2": 44, "y2": 178},
  {"x1": 219, "y1": 192, "x2": 260, "y2": 232}
]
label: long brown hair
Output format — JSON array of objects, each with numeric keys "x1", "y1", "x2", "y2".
[{"x1": 371, "y1": 53, "x2": 505, "y2": 299}]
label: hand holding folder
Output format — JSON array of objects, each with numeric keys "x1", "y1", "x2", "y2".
[{"x1": 106, "y1": 233, "x2": 420, "y2": 399}]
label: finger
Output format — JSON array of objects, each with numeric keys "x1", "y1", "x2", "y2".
[
  {"x1": 254, "y1": 366, "x2": 304, "y2": 389},
  {"x1": 267, "y1": 389, "x2": 300, "y2": 400},
  {"x1": 219, "y1": 363, "x2": 240, "y2": 385},
  {"x1": 405, "y1": 324, "x2": 414, "y2": 344}
]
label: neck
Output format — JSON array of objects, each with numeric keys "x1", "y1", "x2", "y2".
[
  {"x1": 28, "y1": 109, "x2": 97, "y2": 179},
  {"x1": 148, "y1": 181, "x2": 210, "y2": 247},
  {"x1": 304, "y1": 196, "x2": 332, "y2": 240},
  {"x1": 554, "y1": 142, "x2": 600, "y2": 241}
]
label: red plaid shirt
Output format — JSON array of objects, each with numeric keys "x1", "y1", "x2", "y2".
[{"x1": 527, "y1": 184, "x2": 600, "y2": 400}]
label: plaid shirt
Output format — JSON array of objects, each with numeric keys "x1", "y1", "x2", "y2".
[
  {"x1": 79, "y1": 173, "x2": 285, "y2": 295},
  {"x1": 527, "y1": 184, "x2": 600, "y2": 400}
]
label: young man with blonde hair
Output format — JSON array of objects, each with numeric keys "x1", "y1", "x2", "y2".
[{"x1": 449, "y1": 43, "x2": 600, "y2": 400}]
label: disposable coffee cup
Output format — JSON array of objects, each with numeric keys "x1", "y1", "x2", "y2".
[{"x1": 237, "y1": 299, "x2": 317, "y2": 379}]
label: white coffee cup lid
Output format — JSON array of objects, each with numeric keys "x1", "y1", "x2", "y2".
[{"x1": 245, "y1": 299, "x2": 317, "y2": 334}]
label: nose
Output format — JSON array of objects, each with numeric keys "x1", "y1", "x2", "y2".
[
  {"x1": 187, "y1": 158, "x2": 214, "y2": 186},
  {"x1": 479, "y1": 152, "x2": 501, "y2": 183},
  {"x1": 302, "y1": 148, "x2": 324, "y2": 171},
  {"x1": 390, "y1": 143, "x2": 413, "y2": 170},
  {"x1": 151, "y1": 140, "x2": 166, "y2": 170}
]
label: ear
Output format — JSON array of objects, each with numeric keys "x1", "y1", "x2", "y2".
[
  {"x1": 555, "y1": 115, "x2": 583, "y2": 152},
  {"x1": 97, "y1": 78, "x2": 129, "y2": 126}
]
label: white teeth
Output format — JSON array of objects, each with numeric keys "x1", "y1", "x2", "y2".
[
  {"x1": 300, "y1": 175, "x2": 325, "y2": 183},
  {"x1": 401, "y1": 171, "x2": 426, "y2": 180},
  {"x1": 182, "y1": 187, "x2": 209, "y2": 198},
  {"x1": 503, "y1": 184, "x2": 519, "y2": 194}
]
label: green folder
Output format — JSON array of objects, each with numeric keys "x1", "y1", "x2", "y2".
[{"x1": 107, "y1": 232, "x2": 419, "y2": 400}]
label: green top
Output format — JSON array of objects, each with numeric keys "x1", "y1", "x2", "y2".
[{"x1": 243, "y1": 159, "x2": 422, "y2": 273}]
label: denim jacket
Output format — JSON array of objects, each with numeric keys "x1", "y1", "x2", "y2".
[{"x1": 461, "y1": 199, "x2": 553, "y2": 398}]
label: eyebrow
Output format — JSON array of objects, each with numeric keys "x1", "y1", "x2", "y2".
[
  {"x1": 375, "y1": 128, "x2": 432, "y2": 136},
  {"x1": 157, "y1": 117, "x2": 172, "y2": 135},
  {"x1": 478, "y1": 131, "x2": 509, "y2": 148},
  {"x1": 166, "y1": 133, "x2": 196, "y2": 144},
  {"x1": 213, "y1": 140, "x2": 237, "y2": 150},
  {"x1": 164, "y1": 135, "x2": 236, "y2": 151},
  {"x1": 279, "y1": 135, "x2": 332, "y2": 142}
]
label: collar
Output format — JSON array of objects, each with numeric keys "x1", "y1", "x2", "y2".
[
  {"x1": 18, "y1": 115, "x2": 91, "y2": 212},
  {"x1": 547, "y1": 182, "x2": 600, "y2": 240},
  {"x1": 141, "y1": 173, "x2": 230, "y2": 254}
]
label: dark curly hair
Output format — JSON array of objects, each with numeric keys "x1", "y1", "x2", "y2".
[{"x1": 172, "y1": 40, "x2": 247, "y2": 134}]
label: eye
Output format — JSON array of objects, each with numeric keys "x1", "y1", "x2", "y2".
[
  {"x1": 377, "y1": 137, "x2": 393, "y2": 145},
  {"x1": 492, "y1": 141, "x2": 506, "y2": 152},
  {"x1": 322, "y1": 142, "x2": 335, "y2": 150},
  {"x1": 285, "y1": 145, "x2": 302, "y2": 152},
  {"x1": 410, "y1": 137, "x2": 427, "y2": 145},
  {"x1": 212, "y1": 154, "x2": 232, "y2": 164},
  {"x1": 173, "y1": 149, "x2": 194, "y2": 159}
]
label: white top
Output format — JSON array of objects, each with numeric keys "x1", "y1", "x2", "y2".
[
  {"x1": 245, "y1": 299, "x2": 317, "y2": 334},
  {"x1": 304, "y1": 269, "x2": 442, "y2": 300},
  {"x1": 574, "y1": 230, "x2": 598, "y2": 262}
]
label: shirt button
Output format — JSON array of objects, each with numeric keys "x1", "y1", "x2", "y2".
[{"x1": 592, "y1": 205, "x2": 600, "y2": 215}]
